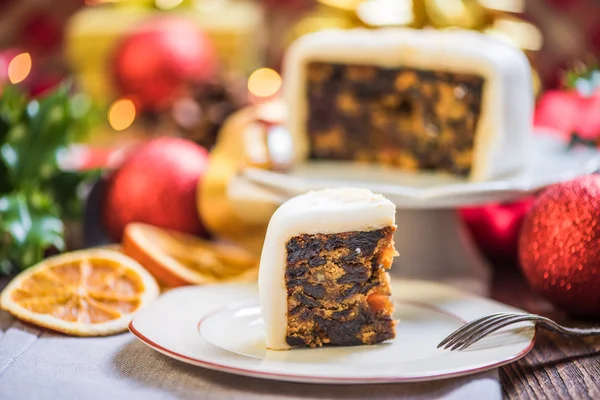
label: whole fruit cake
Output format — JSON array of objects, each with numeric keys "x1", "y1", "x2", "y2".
[
  {"x1": 283, "y1": 28, "x2": 534, "y2": 181},
  {"x1": 259, "y1": 188, "x2": 398, "y2": 350}
]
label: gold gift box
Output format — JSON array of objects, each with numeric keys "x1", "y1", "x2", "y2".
[{"x1": 64, "y1": 2, "x2": 265, "y2": 103}]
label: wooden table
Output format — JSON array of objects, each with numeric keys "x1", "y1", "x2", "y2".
[{"x1": 491, "y1": 265, "x2": 600, "y2": 399}]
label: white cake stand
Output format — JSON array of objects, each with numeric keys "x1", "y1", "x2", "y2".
[{"x1": 229, "y1": 134, "x2": 600, "y2": 295}]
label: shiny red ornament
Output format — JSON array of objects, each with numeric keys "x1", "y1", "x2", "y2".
[
  {"x1": 546, "y1": 0, "x2": 579, "y2": 9},
  {"x1": 102, "y1": 137, "x2": 210, "y2": 241},
  {"x1": 112, "y1": 16, "x2": 217, "y2": 111},
  {"x1": 460, "y1": 198, "x2": 533, "y2": 262},
  {"x1": 534, "y1": 90, "x2": 600, "y2": 141},
  {"x1": 519, "y1": 175, "x2": 600, "y2": 318},
  {"x1": 19, "y1": 14, "x2": 64, "y2": 53}
]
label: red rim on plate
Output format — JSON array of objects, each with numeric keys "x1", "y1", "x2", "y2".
[{"x1": 129, "y1": 298, "x2": 536, "y2": 384}]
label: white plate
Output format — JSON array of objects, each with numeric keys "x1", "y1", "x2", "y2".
[
  {"x1": 130, "y1": 280, "x2": 535, "y2": 384},
  {"x1": 239, "y1": 133, "x2": 600, "y2": 208}
]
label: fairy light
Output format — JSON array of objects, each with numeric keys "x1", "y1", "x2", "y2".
[
  {"x1": 248, "y1": 68, "x2": 282, "y2": 98},
  {"x1": 433, "y1": 0, "x2": 467, "y2": 19},
  {"x1": 357, "y1": 0, "x2": 414, "y2": 26},
  {"x1": 108, "y1": 98, "x2": 136, "y2": 131},
  {"x1": 155, "y1": 0, "x2": 183, "y2": 10},
  {"x1": 318, "y1": 0, "x2": 362, "y2": 10},
  {"x1": 477, "y1": 0, "x2": 524, "y2": 13},
  {"x1": 485, "y1": 18, "x2": 543, "y2": 51},
  {"x1": 8, "y1": 53, "x2": 32, "y2": 84},
  {"x1": 194, "y1": 0, "x2": 227, "y2": 11}
]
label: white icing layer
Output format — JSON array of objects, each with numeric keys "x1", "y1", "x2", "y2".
[
  {"x1": 283, "y1": 28, "x2": 534, "y2": 181},
  {"x1": 258, "y1": 188, "x2": 396, "y2": 350}
]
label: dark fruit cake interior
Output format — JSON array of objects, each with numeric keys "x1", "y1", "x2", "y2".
[
  {"x1": 305, "y1": 62, "x2": 485, "y2": 177},
  {"x1": 284, "y1": 226, "x2": 397, "y2": 347}
]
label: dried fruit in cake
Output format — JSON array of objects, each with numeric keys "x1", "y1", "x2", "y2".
[
  {"x1": 122, "y1": 223, "x2": 258, "y2": 287},
  {"x1": 0, "y1": 249, "x2": 159, "y2": 336},
  {"x1": 258, "y1": 187, "x2": 398, "y2": 350},
  {"x1": 283, "y1": 28, "x2": 534, "y2": 181}
]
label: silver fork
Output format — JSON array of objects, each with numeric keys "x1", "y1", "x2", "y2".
[{"x1": 437, "y1": 312, "x2": 600, "y2": 351}]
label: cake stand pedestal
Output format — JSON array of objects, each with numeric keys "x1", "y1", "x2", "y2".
[
  {"x1": 238, "y1": 135, "x2": 600, "y2": 296},
  {"x1": 391, "y1": 208, "x2": 491, "y2": 296}
]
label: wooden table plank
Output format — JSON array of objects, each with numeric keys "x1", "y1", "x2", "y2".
[{"x1": 491, "y1": 266, "x2": 600, "y2": 400}]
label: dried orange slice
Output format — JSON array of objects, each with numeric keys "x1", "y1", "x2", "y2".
[
  {"x1": 0, "y1": 249, "x2": 159, "y2": 336},
  {"x1": 122, "y1": 223, "x2": 258, "y2": 287}
]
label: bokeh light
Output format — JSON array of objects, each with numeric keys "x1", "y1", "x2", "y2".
[
  {"x1": 432, "y1": 0, "x2": 467, "y2": 20},
  {"x1": 318, "y1": 0, "x2": 362, "y2": 10},
  {"x1": 108, "y1": 98, "x2": 136, "y2": 131},
  {"x1": 357, "y1": 0, "x2": 414, "y2": 26},
  {"x1": 248, "y1": 68, "x2": 282, "y2": 98},
  {"x1": 8, "y1": 53, "x2": 32, "y2": 84},
  {"x1": 155, "y1": 0, "x2": 183, "y2": 10},
  {"x1": 477, "y1": 0, "x2": 524, "y2": 13},
  {"x1": 485, "y1": 18, "x2": 543, "y2": 51}
]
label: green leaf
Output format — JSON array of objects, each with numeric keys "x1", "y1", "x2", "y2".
[
  {"x1": 43, "y1": 169, "x2": 102, "y2": 220},
  {"x1": 0, "y1": 82, "x2": 95, "y2": 191},
  {"x1": 0, "y1": 192, "x2": 65, "y2": 274},
  {"x1": 1, "y1": 86, "x2": 68, "y2": 188},
  {"x1": 563, "y1": 62, "x2": 600, "y2": 96},
  {"x1": 0, "y1": 85, "x2": 28, "y2": 132},
  {"x1": 0, "y1": 85, "x2": 27, "y2": 195},
  {"x1": 0, "y1": 82, "x2": 100, "y2": 273},
  {"x1": 0, "y1": 158, "x2": 11, "y2": 195},
  {"x1": 567, "y1": 132, "x2": 597, "y2": 149}
]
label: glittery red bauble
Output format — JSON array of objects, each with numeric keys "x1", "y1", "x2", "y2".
[
  {"x1": 460, "y1": 198, "x2": 533, "y2": 262},
  {"x1": 112, "y1": 16, "x2": 217, "y2": 111},
  {"x1": 102, "y1": 137, "x2": 209, "y2": 241},
  {"x1": 519, "y1": 175, "x2": 600, "y2": 317}
]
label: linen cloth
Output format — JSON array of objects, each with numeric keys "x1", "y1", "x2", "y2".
[{"x1": 0, "y1": 278, "x2": 502, "y2": 400}]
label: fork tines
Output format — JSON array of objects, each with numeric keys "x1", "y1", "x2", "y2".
[{"x1": 438, "y1": 312, "x2": 531, "y2": 351}]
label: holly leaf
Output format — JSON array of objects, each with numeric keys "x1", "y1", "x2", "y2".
[
  {"x1": 0, "y1": 82, "x2": 94, "y2": 192},
  {"x1": 0, "y1": 85, "x2": 27, "y2": 195},
  {"x1": 0, "y1": 192, "x2": 65, "y2": 274},
  {"x1": 0, "y1": 84, "x2": 28, "y2": 131},
  {"x1": 0, "y1": 82, "x2": 99, "y2": 274},
  {"x1": 563, "y1": 62, "x2": 600, "y2": 96},
  {"x1": 567, "y1": 132, "x2": 597, "y2": 149},
  {"x1": 43, "y1": 169, "x2": 102, "y2": 220},
  {"x1": 1, "y1": 86, "x2": 69, "y2": 189},
  {"x1": 0, "y1": 156, "x2": 11, "y2": 195}
]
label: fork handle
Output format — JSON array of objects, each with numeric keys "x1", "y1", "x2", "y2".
[{"x1": 538, "y1": 317, "x2": 600, "y2": 336}]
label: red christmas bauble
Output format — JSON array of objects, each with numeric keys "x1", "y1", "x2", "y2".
[
  {"x1": 112, "y1": 16, "x2": 217, "y2": 111},
  {"x1": 460, "y1": 197, "x2": 533, "y2": 262},
  {"x1": 19, "y1": 14, "x2": 64, "y2": 53},
  {"x1": 519, "y1": 175, "x2": 600, "y2": 317},
  {"x1": 102, "y1": 137, "x2": 210, "y2": 241},
  {"x1": 547, "y1": 0, "x2": 579, "y2": 9},
  {"x1": 535, "y1": 90, "x2": 600, "y2": 141}
]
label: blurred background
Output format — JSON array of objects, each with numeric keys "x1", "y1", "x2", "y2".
[
  {"x1": 1, "y1": 0, "x2": 600, "y2": 276},
  {"x1": 1, "y1": 0, "x2": 598, "y2": 151}
]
